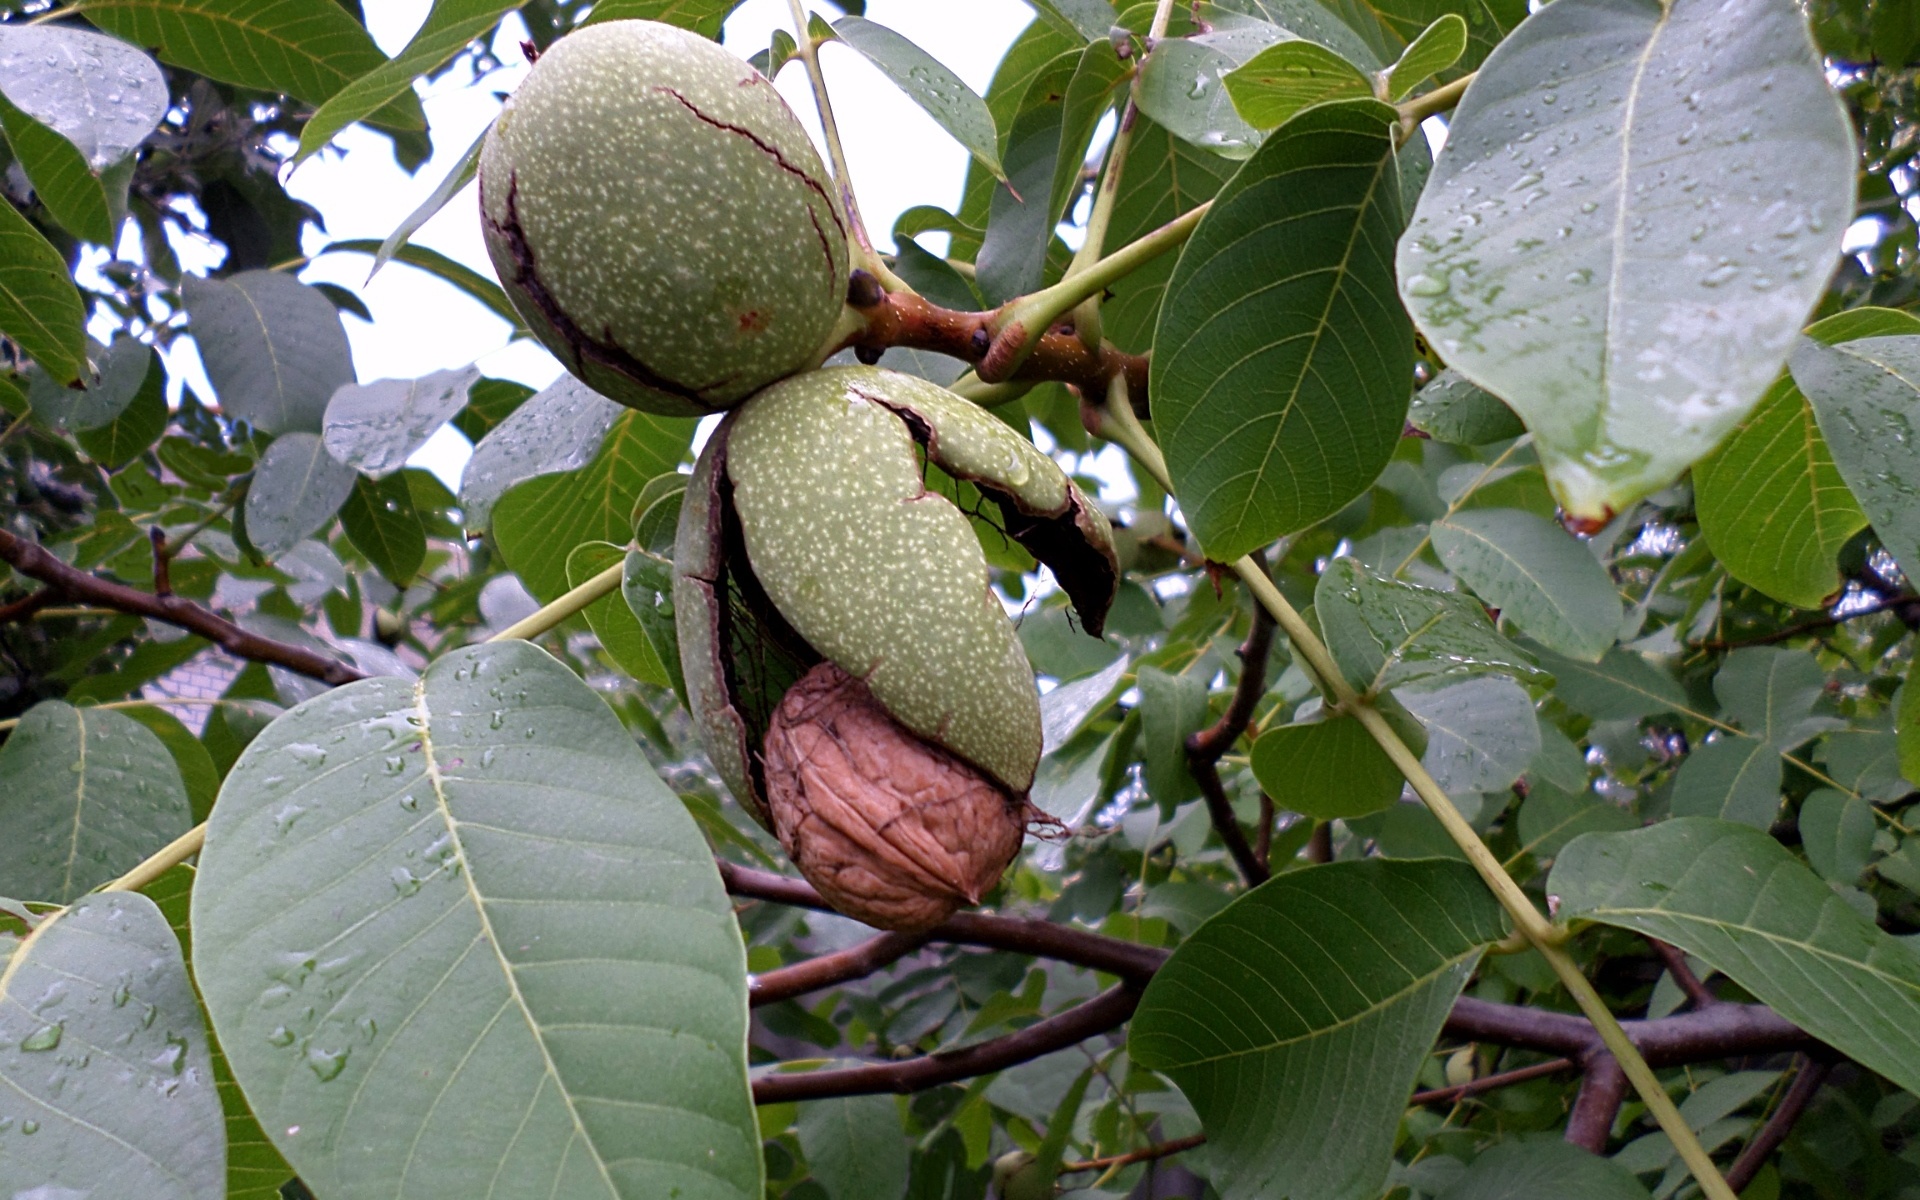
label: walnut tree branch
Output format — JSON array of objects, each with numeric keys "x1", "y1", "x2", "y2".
[
  {"x1": 1565, "y1": 1050, "x2": 1629, "y2": 1152},
  {"x1": 840, "y1": 289, "x2": 1150, "y2": 414},
  {"x1": 1185, "y1": 592, "x2": 1278, "y2": 886},
  {"x1": 1650, "y1": 937, "x2": 1718, "y2": 1009},
  {"x1": 750, "y1": 984, "x2": 1139, "y2": 1103},
  {"x1": 719, "y1": 860, "x2": 1168, "y2": 985},
  {"x1": 1724, "y1": 1054, "x2": 1832, "y2": 1192},
  {"x1": 0, "y1": 528, "x2": 365, "y2": 686},
  {"x1": 750, "y1": 930, "x2": 927, "y2": 1008}
]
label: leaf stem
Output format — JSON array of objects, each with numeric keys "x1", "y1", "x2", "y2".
[
  {"x1": 486, "y1": 559, "x2": 624, "y2": 644},
  {"x1": 980, "y1": 201, "x2": 1208, "y2": 383},
  {"x1": 784, "y1": 0, "x2": 910, "y2": 294},
  {"x1": 1095, "y1": 378, "x2": 1738, "y2": 1200},
  {"x1": 103, "y1": 823, "x2": 206, "y2": 893},
  {"x1": 1397, "y1": 71, "x2": 1474, "y2": 125}
]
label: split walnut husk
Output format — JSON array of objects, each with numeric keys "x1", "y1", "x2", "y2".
[
  {"x1": 675, "y1": 366, "x2": 1117, "y2": 930},
  {"x1": 764, "y1": 661, "x2": 1034, "y2": 932}
]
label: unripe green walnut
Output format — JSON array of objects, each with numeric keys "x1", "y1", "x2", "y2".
[
  {"x1": 676, "y1": 366, "x2": 1119, "y2": 929},
  {"x1": 479, "y1": 20, "x2": 848, "y2": 417}
]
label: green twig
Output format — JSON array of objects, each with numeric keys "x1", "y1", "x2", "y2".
[
  {"x1": 979, "y1": 201, "x2": 1208, "y2": 382},
  {"x1": 1397, "y1": 71, "x2": 1474, "y2": 125},
  {"x1": 784, "y1": 0, "x2": 910, "y2": 294},
  {"x1": 486, "y1": 560, "x2": 624, "y2": 644},
  {"x1": 1093, "y1": 377, "x2": 1738, "y2": 1200},
  {"x1": 103, "y1": 823, "x2": 206, "y2": 893}
]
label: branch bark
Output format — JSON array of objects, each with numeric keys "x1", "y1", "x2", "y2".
[
  {"x1": 1565, "y1": 1051, "x2": 1629, "y2": 1152},
  {"x1": 841, "y1": 290, "x2": 1151, "y2": 414},
  {"x1": 725, "y1": 859, "x2": 1828, "y2": 1103},
  {"x1": 750, "y1": 984, "x2": 1140, "y2": 1103},
  {"x1": 750, "y1": 931, "x2": 927, "y2": 1007},
  {"x1": 1724, "y1": 1055, "x2": 1832, "y2": 1192},
  {"x1": 1650, "y1": 937, "x2": 1718, "y2": 1009},
  {"x1": 0, "y1": 529, "x2": 365, "y2": 686},
  {"x1": 1185, "y1": 586, "x2": 1277, "y2": 886},
  {"x1": 720, "y1": 860, "x2": 1168, "y2": 985}
]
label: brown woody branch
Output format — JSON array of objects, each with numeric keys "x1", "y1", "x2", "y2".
[
  {"x1": 1060, "y1": 1133, "x2": 1206, "y2": 1175},
  {"x1": 751, "y1": 984, "x2": 1139, "y2": 1103},
  {"x1": 840, "y1": 289, "x2": 1150, "y2": 413},
  {"x1": 1565, "y1": 1051, "x2": 1629, "y2": 1152},
  {"x1": 1410, "y1": 1057, "x2": 1576, "y2": 1106},
  {"x1": 1724, "y1": 1054, "x2": 1832, "y2": 1192},
  {"x1": 0, "y1": 586, "x2": 55, "y2": 624},
  {"x1": 0, "y1": 528, "x2": 365, "y2": 686},
  {"x1": 1691, "y1": 592, "x2": 1920, "y2": 650},
  {"x1": 725, "y1": 861, "x2": 1828, "y2": 1111},
  {"x1": 1186, "y1": 591, "x2": 1278, "y2": 886},
  {"x1": 750, "y1": 931, "x2": 927, "y2": 1007},
  {"x1": 1650, "y1": 937, "x2": 1718, "y2": 1009},
  {"x1": 720, "y1": 860, "x2": 1168, "y2": 985}
]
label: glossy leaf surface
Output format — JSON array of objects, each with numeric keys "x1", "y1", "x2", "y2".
[
  {"x1": 192, "y1": 641, "x2": 760, "y2": 1200},
  {"x1": 0, "y1": 892, "x2": 225, "y2": 1199},
  {"x1": 1154, "y1": 101, "x2": 1411, "y2": 560},
  {"x1": 0, "y1": 700, "x2": 192, "y2": 903},
  {"x1": 1553, "y1": 817, "x2": 1920, "y2": 1096},
  {"x1": 1132, "y1": 859, "x2": 1505, "y2": 1199},
  {"x1": 1398, "y1": 0, "x2": 1854, "y2": 519}
]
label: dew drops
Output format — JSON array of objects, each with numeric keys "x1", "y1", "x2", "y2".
[
  {"x1": 391, "y1": 867, "x2": 422, "y2": 897},
  {"x1": 266, "y1": 1026, "x2": 295, "y2": 1048},
  {"x1": 1405, "y1": 273, "x2": 1448, "y2": 297},
  {"x1": 305, "y1": 1045, "x2": 349, "y2": 1081},
  {"x1": 20, "y1": 1023, "x2": 62, "y2": 1052}
]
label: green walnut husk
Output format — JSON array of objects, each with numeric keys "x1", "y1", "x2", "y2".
[
  {"x1": 675, "y1": 365, "x2": 1118, "y2": 830},
  {"x1": 479, "y1": 20, "x2": 849, "y2": 417}
]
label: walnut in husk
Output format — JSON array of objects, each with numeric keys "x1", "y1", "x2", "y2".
[
  {"x1": 479, "y1": 20, "x2": 847, "y2": 416},
  {"x1": 674, "y1": 366, "x2": 1117, "y2": 927},
  {"x1": 764, "y1": 661, "x2": 1030, "y2": 932}
]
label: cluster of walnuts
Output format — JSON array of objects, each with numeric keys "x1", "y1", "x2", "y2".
[{"x1": 481, "y1": 21, "x2": 1117, "y2": 930}]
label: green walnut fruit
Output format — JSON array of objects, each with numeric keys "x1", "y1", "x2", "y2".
[
  {"x1": 479, "y1": 20, "x2": 849, "y2": 417},
  {"x1": 676, "y1": 366, "x2": 1118, "y2": 929}
]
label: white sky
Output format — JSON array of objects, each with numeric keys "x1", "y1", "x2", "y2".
[{"x1": 232, "y1": 1, "x2": 1031, "y2": 485}]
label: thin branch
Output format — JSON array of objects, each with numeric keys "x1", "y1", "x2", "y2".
[
  {"x1": 1444, "y1": 996, "x2": 1814, "y2": 1065},
  {"x1": 1060, "y1": 1133, "x2": 1205, "y2": 1176},
  {"x1": 1649, "y1": 937, "x2": 1718, "y2": 1009},
  {"x1": 782, "y1": 0, "x2": 906, "y2": 292},
  {"x1": 0, "y1": 587, "x2": 56, "y2": 624},
  {"x1": 1691, "y1": 593, "x2": 1920, "y2": 650},
  {"x1": 1055, "y1": 1057, "x2": 1583, "y2": 1177},
  {"x1": 486, "y1": 559, "x2": 623, "y2": 644},
  {"x1": 749, "y1": 931, "x2": 926, "y2": 1007},
  {"x1": 1254, "y1": 794, "x2": 1274, "y2": 870},
  {"x1": 0, "y1": 528, "x2": 365, "y2": 686},
  {"x1": 1410, "y1": 1057, "x2": 1576, "y2": 1106},
  {"x1": 719, "y1": 860, "x2": 1169, "y2": 985},
  {"x1": 1566, "y1": 1051, "x2": 1629, "y2": 1152},
  {"x1": 1305, "y1": 820, "x2": 1333, "y2": 864},
  {"x1": 103, "y1": 823, "x2": 205, "y2": 892},
  {"x1": 980, "y1": 202, "x2": 1208, "y2": 383},
  {"x1": 1397, "y1": 71, "x2": 1474, "y2": 124},
  {"x1": 149, "y1": 527, "x2": 171, "y2": 596},
  {"x1": 750, "y1": 984, "x2": 1139, "y2": 1103},
  {"x1": 1186, "y1": 585, "x2": 1278, "y2": 886},
  {"x1": 1724, "y1": 1055, "x2": 1832, "y2": 1192}
]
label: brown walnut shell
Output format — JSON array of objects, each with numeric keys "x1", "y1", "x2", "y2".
[{"x1": 764, "y1": 661, "x2": 1028, "y2": 932}]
